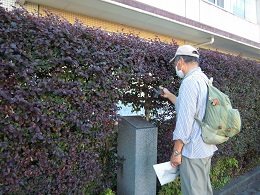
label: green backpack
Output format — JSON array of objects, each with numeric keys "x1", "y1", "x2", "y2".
[{"x1": 194, "y1": 77, "x2": 241, "y2": 145}]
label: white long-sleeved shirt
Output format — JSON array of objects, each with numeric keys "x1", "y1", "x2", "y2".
[{"x1": 173, "y1": 67, "x2": 218, "y2": 159}]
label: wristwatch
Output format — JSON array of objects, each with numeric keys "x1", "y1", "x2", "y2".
[{"x1": 173, "y1": 150, "x2": 181, "y2": 156}]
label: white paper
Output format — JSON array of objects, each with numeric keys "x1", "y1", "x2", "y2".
[{"x1": 153, "y1": 161, "x2": 180, "y2": 186}]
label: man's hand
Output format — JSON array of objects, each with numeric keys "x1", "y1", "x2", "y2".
[
  {"x1": 159, "y1": 86, "x2": 171, "y2": 98},
  {"x1": 159, "y1": 86, "x2": 177, "y2": 105},
  {"x1": 170, "y1": 153, "x2": 182, "y2": 168}
]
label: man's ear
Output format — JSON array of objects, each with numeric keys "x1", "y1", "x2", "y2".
[{"x1": 179, "y1": 57, "x2": 185, "y2": 66}]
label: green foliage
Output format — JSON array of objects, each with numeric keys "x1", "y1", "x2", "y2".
[
  {"x1": 210, "y1": 157, "x2": 238, "y2": 189},
  {"x1": 158, "y1": 176, "x2": 181, "y2": 195},
  {"x1": 100, "y1": 188, "x2": 116, "y2": 195}
]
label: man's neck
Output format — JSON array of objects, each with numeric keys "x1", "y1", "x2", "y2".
[{"x1": 184, "y1": 62, "x2": 198, "y2": 76}]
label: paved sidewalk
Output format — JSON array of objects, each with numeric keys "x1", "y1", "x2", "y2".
[
  {"x1": 235, "y1": 178, "x2": 260, "y2": 195},
  {"x1": 213, "y1": 166, "x2": 260, "y2": 195}
]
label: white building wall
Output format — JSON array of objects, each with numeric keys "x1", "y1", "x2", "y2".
[
  {"x1": 137, "y1": 0, "x2": 186, "y2": 17},
  {"x1": 200, "y1": 1, "x2": 259, "y2": 43},
  {"x1": 257, "y1": 0, "x2": 260, "y2": 42},
  {"x1": 186, "y1": 0, "x2": 200, "y2": 21},
  {"x1": 136, "y1": 0, "x2": 260, "y2": 43}
]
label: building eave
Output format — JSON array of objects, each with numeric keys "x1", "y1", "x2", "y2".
[{"x1": 26, "y1": 0, "x2": 260, "y2": 60}]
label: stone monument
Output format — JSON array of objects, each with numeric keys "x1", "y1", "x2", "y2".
[{"x1": 117, "y1": 116, "x2": 157, "y2": 195}]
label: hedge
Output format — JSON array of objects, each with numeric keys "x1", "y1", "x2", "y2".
[{"x1": 0, "y1": 6, "x2": 259, "y2": 194}]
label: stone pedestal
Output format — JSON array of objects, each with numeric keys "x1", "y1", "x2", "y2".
[{"x1": 117, "y1": 116, "x2": 157, "y2": 195}]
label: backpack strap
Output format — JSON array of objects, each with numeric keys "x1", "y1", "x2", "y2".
[
  {"x1": 194, "y1": 115, "x2": 203, "y2": 125},
  {"x1": 193, "y1": 73, "x2": 213, "y2": 123},
  {"x1": 193, "y1": 72, "x2": 213, "y2": 87}
]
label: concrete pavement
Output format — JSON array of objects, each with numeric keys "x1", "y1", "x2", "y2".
[
  {"x1": 213, "y1": 166, "x2": 260, "y2": 195},
  {"x1": 235, "y1": 178, "x2": 260, "y2": 195}
]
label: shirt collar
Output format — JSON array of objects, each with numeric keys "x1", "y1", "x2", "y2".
[{"x1": 183, "y1": 67, "x2": 201, "y2": 79}]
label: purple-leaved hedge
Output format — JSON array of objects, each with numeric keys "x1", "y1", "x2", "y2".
[{"x1": 0, "y1": 6, "x2": 259, "y2": 194}]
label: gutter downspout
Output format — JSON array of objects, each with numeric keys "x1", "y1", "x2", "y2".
[{"x1": 194, "y1": 36, "x2": 214, "y2": 47}]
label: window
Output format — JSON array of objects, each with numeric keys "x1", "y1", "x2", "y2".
[
  {"x1": 208, "y1": 0, "x2": 224, "y2": 8},
  {"x1": 232, "y1": 0, "x2": 257, "y2": 23},
  {"x1": 233, "y1": 0, "x2": 245, "y2": 18},
  {"x1": 208, "y1": 0, "x2": 257, "y2": 23}
]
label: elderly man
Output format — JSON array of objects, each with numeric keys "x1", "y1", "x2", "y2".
[{"x1": 160, "y1": 45, "x2": 218, "y2": 195}]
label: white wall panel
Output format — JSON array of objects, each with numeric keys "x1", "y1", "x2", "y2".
[
  {"x1": 135, "y1": 0, "x2": 186, "y2": 17},
  {"x1": 200, "y1": 1, "x2": 259, "y2": 42},
  {"x1": 136, "y1": 0, "x2": 259, "y2": 43},
  {"x1": 186, "y1": 0, "x2": 200, "y2": 21}
]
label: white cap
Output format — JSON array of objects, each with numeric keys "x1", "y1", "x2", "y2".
[{"x1": 169, "y1": 45, "x2": 199, "y2": 63}]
